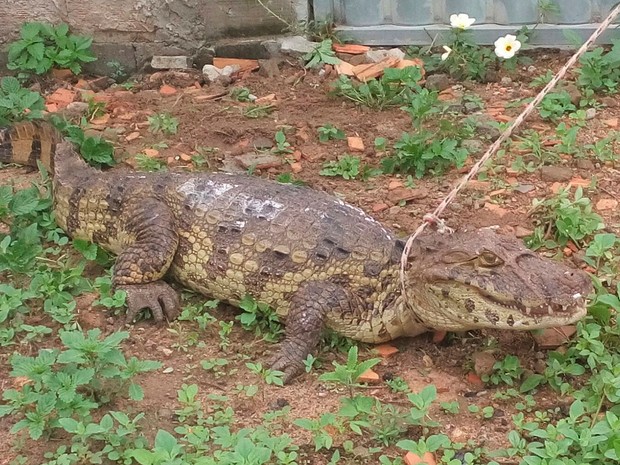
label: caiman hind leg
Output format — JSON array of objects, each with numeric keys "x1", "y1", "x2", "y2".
[
  {"x1": 268, "y1": 282, "x2": 356, "y2": 384},
  {"x1": 112, "y1": 200, "x2": 181, "y2": 323}
]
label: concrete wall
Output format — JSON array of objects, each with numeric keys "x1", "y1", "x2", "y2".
[
  {"x1": 0, "y1": 0, "x2": 306, "y2": 73},
  {"x1": 315, "y1": 0, "x2": 620, "y2": 45}
]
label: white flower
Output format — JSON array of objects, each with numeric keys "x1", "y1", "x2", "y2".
[
  {"x1": 441, "y1": 46, "x2": 452, "y2": 61},
  {"x1": 494, "y1": 34, "x2": 522, "y2": 59},
  {"x1": 450, "y1": 13, "x2": 476, "y2": 29}
]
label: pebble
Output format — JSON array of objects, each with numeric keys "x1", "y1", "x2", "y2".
[
  {"x1": 585, "y1": 108, "x2": 597, "y2": 119},
  {"x1": 425, "y1": 73, "x2": 451, "y2": 92},
  {"x1": 540, "y1": 165, "x2": 572, "y2": 182}
]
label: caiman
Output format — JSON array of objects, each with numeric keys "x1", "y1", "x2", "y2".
[{"x1": 0, "y1": 121, "x2": 592, "y2": 382}]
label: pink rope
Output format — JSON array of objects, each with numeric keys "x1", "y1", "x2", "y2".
[{"x1": 399, "y1": 3, "x2": 620, "y2": 294}]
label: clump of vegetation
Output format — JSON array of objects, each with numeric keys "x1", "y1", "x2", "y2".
[
  {"x1": 148, "y1": 113, "x2": 179, "y2": 135},
  {"x1": 381, "y1": 130, "x2": 469, "y2": 178},
  {"x1": 0, "y1": 76, "x2": 45, "y2": 124},
  {"x1": 528, "y1": 186, "x2": 604, "y2": 249},
  {"x1": 8, "y1": 22, "x2": 97, "y2": 75},
  {"x1": 439, "y1": 13, "x2": 525, "y2": 81},
  {"x1": 332, "y1": 66, "x2": 424, "y2": 109},
  {"x1": 50, "y1": 116, "x2": 116, "y2": 167},
  {"x1": 304, "y1": 38, "x2": 340, "y2": 69},
  {"x1": 576, "y1": 40, "x2": 620, "y2": 93}
]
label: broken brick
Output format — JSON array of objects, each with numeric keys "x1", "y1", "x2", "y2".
[
  {"x1": 372, "y1": 203, "x2": 389, "y2": 213},
  {"x1": 466, "y1": 372, "x2": 484, "y2": 388},
  {"x1": 374, "y1": 344, "x2": 399, "y2": 358},
  {"x1": 160, "y1": 85, "x2": 177, "y2": 95},
  {"x1": 353, "y1": 57, "x2": 400, "y2": 81},
  {"x1": 404, "y1": 452, "x2": 436, "y2": 465},
  {"x1": 143, "y1": 148, "x2": 159, "y2": 157},
  {"x1": 358, "y1": 368, "x2": 380, "y2": 384},
  {"x1": 47, "y1": 88, "x2": 76, "y2": 108},
  {"x1": 335, "y1": 61, "x2": 356, "y2": 76},
  {"x1": 332, "y1": 43, "x2": 370, "y2": 55},
  {"x1": 347, "y1": 136, "x2": 365, "y2": 152},
  {"x1": 213, "y1": 57, "x2": 259, "y2": 72},
  {"x1": 532, "y1": 326, "x2": 577, "y2": 349},
  {"x1": 45, "y1": 103, "x2": 59, "y2": 113},
  {"x1": 51, "y1": 68, "x2": 73, "y2": 80},
  {"x1": 290, "y1": 162, "x2": 303, "y2": 173}
]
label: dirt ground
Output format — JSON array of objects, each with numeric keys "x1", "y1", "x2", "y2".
[{"x1": 1, "y1": 49, "x2": 619, "y2": 464}]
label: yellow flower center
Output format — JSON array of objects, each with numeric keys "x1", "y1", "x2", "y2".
[{"x1": 506, "y1": 45, "x2": 512, "y2": 51}]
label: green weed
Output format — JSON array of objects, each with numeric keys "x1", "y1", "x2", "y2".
[
  {"x1": 134, "y1": 153, "x2": 166, "y2": 172},
  {"x1": 237, "y1": 295, "x2": 283, "y2": 343},
  {"x1": 577, "y1": 41, "x2": 620, "y2": 93},
  {"x1": 0, "y1": 76, "x2": 45, "y2": 124},
  {"x1": 8, "y1": 22, "x2": 96, "y2": 75},
  {"x1": 381, "y1": 130, "x2": 468, "y2": 178},
  {"x1": 319, "y1": 346, "x2": 381, "y2": 397},
  {"x1": 528, "y1": 186, "x2": 604, "y2": 248},
  {"x1": 148, "y1": 113, "x2": 179, "y2": 135},
  {"x1": 317, "y1": 124, "x2": 346, "y2": 142},
  {"x1": 332, "y1": 66, "x2": 424, "y2": 110},
  {"x1": 304, "y1": 39, "x2": 340, "y2": 69},
  {"x1": 539, "y1": 91, "x2": 577, "y2": 120},
  {"x1": 272, "y1": 130, "x2": 293, "y2": 154},
  {"x1": 0, "y1": 329, "x2": 159, "y2": 439}
]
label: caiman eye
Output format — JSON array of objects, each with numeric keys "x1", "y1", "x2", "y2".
[{"x1": 478, "y1": 251, "x2": 503, "y2": 267}]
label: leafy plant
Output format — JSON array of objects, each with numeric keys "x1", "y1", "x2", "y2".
[
  {"x1": 148, "y1": 113, "x2": 179, "y2": 135},
  {"x1": 8, "y1": 22, "x2": 96, "y2": 75},
  {"x1": 332, "y1": 66, "x2": 424, "y2": 109},
  {"x1": 304, "y1": 39, "x2": 340, "y2": 69},
  {"x1": 481, "y1": 355, "x2": 524, "y2": 386},
  {"x1": 539, "y1": 91, "x2": 577, "y2": 120},
  {"x1": 0, "y1": 329, "x2": 159, "y2": 439},
  {"x1": 584, "y1": 233, "x2": 620, "y2": 283},
  {"x1": 401, "y1": 88, "x2": 442, "y2": 129},
  {"x1": 230, "y1": 86, "x2": 253, "y2": 102},
  {"x1": 317, "y1": 124, "x2": 346, "y2": 143},
  {"x1": 272, "y1": 130, "x2": 293, "y2": 154},
  {"x1": 236, "y1": 295, "x2": 283, "y2": 342},
  {"x1": 440, "y1": 26, "x2": 497, "y2": 82},
  {"x1": 577, "y1": 41, "x2": 620, "y2": 93},
  {"x1": 0, "y1": 76, "x2": 45, "y2": 124},
  {"x1": 319, "y1": 346, "x2": 381, "y2": 397},
  {"x1": 528, "y1": 186, "x2": 604, "y2": 248},
  {"x1": 242, "y1": 103, "x2": 275, "y2": 119},
  {"x1": 135, "y1": 153, "x2": 166, "y2": 172},
  {"x1": 381, "y1": 130, "x2": 468, "y2": 178},
  {"x1": 320, "y1": 155, "x2": 361, "y2": 180},
  {"x1": 50, "y1": 118, "x2": 116, "y2": 167}
]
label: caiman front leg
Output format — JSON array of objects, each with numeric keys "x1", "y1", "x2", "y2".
[
  {"x1": 112, "y1": 200, "x2": 180, "y2": 324},
  {"x1": 269, "y1": 282, "x2": 353, "y2": 384}
]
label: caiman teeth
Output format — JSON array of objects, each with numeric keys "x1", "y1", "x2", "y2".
[{"x1": 481, "y1": 290, "x2": 585, "y2": 316}]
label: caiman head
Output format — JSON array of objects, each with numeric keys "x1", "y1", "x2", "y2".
[{"x1": 407, "y1": 228, "x2": 592, "y2": 331}]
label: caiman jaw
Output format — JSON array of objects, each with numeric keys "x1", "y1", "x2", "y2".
[{"x1": 408, "y1": 228, "x2": 593, "y2": 331}]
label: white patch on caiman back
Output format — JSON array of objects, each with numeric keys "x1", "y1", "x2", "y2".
[
  {"x1": 177, "y1": 179, "x2": 235, "y2": 209},
  {"x1": 177, "y1": 178, "x2": 284, "y2": 221},
  {"x1": 238, "y1": 195, "x2": 283, "y2": 220}
]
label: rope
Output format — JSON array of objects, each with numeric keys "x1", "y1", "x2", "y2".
[{"x1": 399, "y1": 3, "x2": 620, "y2": 294}]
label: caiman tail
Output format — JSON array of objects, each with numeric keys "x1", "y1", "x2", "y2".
[{"x1": 0, "y1": 121, "x2": 63, "y2": 172}]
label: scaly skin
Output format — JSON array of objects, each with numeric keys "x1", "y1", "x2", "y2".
[{"x1": 0, "y1": 122, "x2": 593, "y2": 382}]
